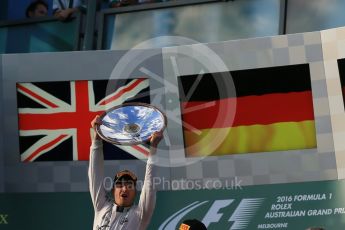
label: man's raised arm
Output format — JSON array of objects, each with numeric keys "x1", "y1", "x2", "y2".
[
  {"x1": 137, "y1": 132, "x2": 163, "y2": 228},
  {"x1": 88, "y1": 116, "x2": 107, "y2": 211}
]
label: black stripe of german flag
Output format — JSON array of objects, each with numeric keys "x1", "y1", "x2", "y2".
[
  {"x1": 337, "y1": 58, "x2": 345, "y2": 109},
  {"x1": 178, "y1": 64, "x2": 311, "y2": 102}
]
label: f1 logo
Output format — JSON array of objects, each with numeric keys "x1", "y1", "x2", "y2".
[{"x1": 0, "y1": 214, "x2": 8, "y2": 224}]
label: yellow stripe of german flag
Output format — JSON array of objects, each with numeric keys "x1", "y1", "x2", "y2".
[{"x1": 184, "y1": 120, "x2": 316, "y2": 157}]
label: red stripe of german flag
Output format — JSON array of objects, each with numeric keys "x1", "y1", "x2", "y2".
[{"x1": 181, "y1": 91, "x2": 314, "y2": 130}]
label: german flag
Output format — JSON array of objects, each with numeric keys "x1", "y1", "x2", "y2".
[
  {"x1": 178, "y1": 64, "x2": 316, "y2": 157},
  {"x1": 337, "y1": 58, "x2": 345, "y2": 109}
]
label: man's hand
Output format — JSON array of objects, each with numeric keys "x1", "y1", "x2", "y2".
[
  {"x1": 91, "y1": 115, "x2": 101, "y2": 141},
  {"x1": 54, "y1": 8, "x2": 75, "y2": 21},
  {"x1": 149, "y1": 131, "x2": 163, "y2": 155}
]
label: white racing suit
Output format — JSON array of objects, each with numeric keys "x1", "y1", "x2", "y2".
[{"x1": 88, "y1": 140, "x2": 156, "y2": 230}]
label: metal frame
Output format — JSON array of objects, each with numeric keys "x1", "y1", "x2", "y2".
[
  {"x1": 97, "y1": 0, "x2": 222, "y2": 50},
  {"x1": 73, "y1": 13, "x2": 82, "y2": 51},
  {"x1": 279, "y1": 0, "x2": 288, "y2": 35},
  {"x1": 83, "y1": 1, "x2": 98, "y2": 50},
  {"x1": 0, "y1": 15, "x2": 56, "y2": 27}
]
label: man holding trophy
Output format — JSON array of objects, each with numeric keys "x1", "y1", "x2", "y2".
[{"x1": 88, "y1": 103, "x2": 165, "y2": 230}]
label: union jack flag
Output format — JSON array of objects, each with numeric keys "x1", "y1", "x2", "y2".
[{"x1": 16, "y1": 79, "x2": 150, "y2": 162}]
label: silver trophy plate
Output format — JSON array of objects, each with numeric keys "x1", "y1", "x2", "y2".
[{"x1": 96, "y1": 103, "x2": 167, "y2": 145}]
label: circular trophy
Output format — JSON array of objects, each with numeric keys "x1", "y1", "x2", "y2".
[{"x1": 96, "y1": 103, "x2": 167, "y2": 145}]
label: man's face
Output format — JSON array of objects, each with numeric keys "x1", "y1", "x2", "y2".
[
  {"x1": 114, "y1": 180, "x2": 136, "y2": 207},
  {"x1": 33, "y1": 4, "x2": 48, "y2": 17}
]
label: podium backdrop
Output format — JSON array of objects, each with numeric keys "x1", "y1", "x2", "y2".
[{"x1": 1, "y1": 25, "x2": 345, "y2": 229}]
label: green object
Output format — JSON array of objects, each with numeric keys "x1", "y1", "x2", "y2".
[
  {"x1": 0, "y1": 17, "x2": 80, "y2": 54},
  {"x1": 149, "y1": 179, "x2": 345, "y2": 229},
  {"x1": 0, "y1": 192, "x2": 93, "y2": 229}
]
